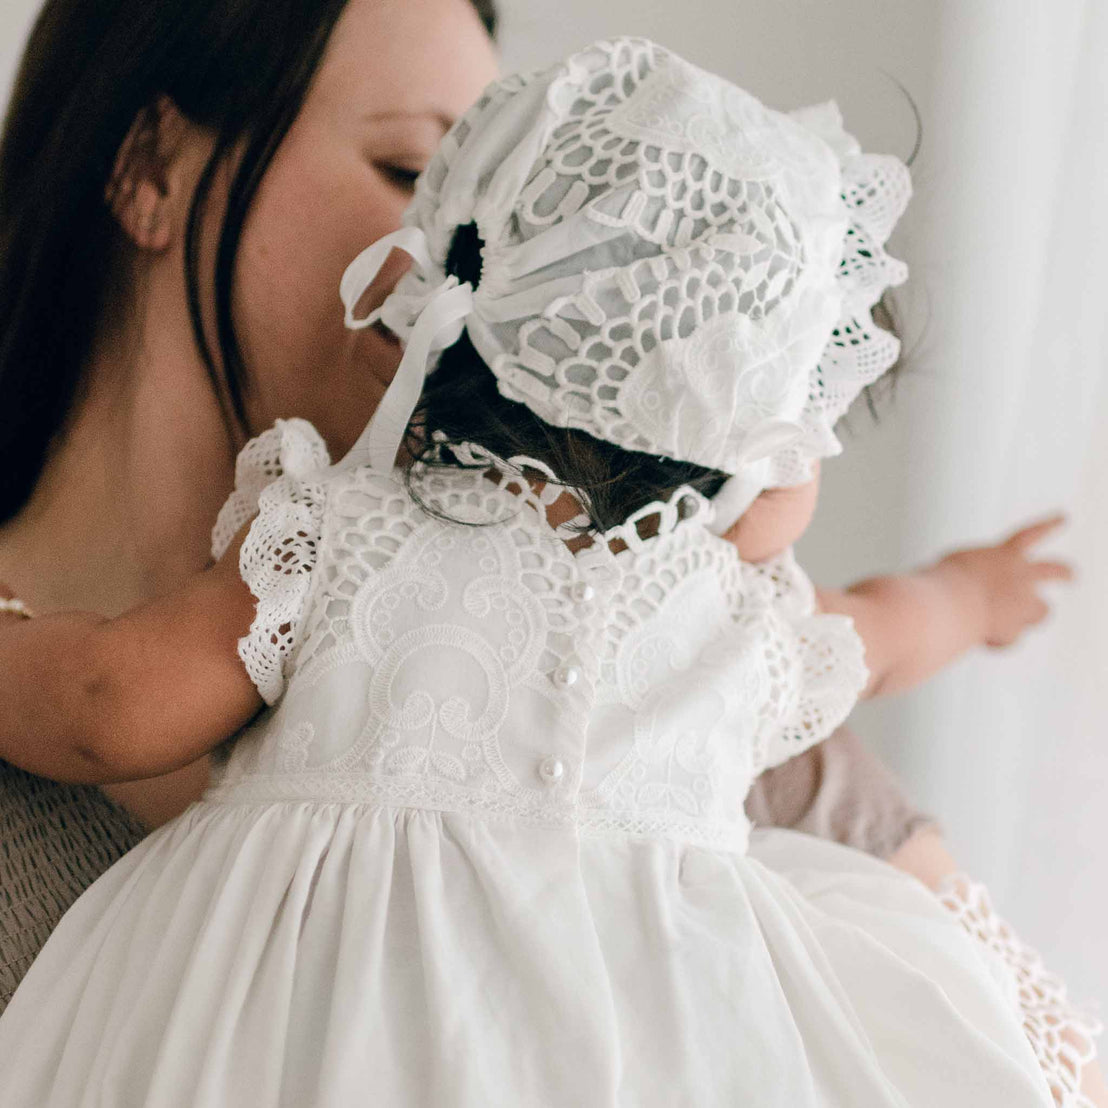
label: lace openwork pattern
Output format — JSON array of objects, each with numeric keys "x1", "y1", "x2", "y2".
[
  {"x1": 396, "y1": 36, "x2": 909, "y2": 496},
  {"x1": 211, "y1": 421, "x2": 869, "y2": 850},
  {"x1": 210, "y1": 417, "x2": 331, "y2": 562},
  {"x1": 228, "y1": 420, "x2": 331, "y2": 704},
  {"x1": 937, "y1": 873, "x2": 1103, "y2": 1108}
]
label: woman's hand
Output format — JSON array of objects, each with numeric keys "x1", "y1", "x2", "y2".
[{"x1": 928, "y1": 514, "x2": 1073, "y2": 649}]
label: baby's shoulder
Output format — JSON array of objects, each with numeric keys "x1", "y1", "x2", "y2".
[{"x1": 212, "y1": 418, "x2": 334, "y2": 561}]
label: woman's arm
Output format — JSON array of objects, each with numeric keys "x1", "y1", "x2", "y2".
[
  {"x1": 0, "y1": 524, "x2": 262, "y2": 783},
  {"x1": 817, "y1": 516, "x2": 1072, "y2": 698}
]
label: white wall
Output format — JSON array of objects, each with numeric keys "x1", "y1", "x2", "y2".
[
  {"x1": 0, "y1": 1, "x2": 38, "y2": 107},
  {"x1": 889, "y1": 0, "x2": 1108, "y2": 1004}
]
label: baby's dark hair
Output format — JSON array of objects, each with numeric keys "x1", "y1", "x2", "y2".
[
  {"x1": 404, "y1": 223, "x2": 728, "y2": 534},
  {"x1": 404, "y1": 222, "x2": 906, "y2": 533}
]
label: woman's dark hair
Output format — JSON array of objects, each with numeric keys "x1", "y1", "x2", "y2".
[{"x1": 0, "y1": 0, "x2": 498, "y2": 525}]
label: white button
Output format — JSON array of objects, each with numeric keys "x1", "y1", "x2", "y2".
[
  {"x1": 552, "y1": 665, "x2": 579, "y2": 688},
  {"x1": 571, "y1": 582, "x2": 596, "y2": 603},
  {"x1": 538, "y1": 755, "x2": 565, "y2": 784}
]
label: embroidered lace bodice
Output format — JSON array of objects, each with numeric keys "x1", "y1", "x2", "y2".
[{"x1": 206, "y1": 419, "x2": 867, "y2": 851}]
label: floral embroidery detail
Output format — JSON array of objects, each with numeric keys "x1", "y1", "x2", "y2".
[
  {"x1": 277, "y1": 721, "x2": 315, "y2": 775},
  {"x1": 401, "y1": 37, "x2": 909, "y2": 497},
  {"x1": 217, "y1": 430, "x2": 867, "y2": 851}
]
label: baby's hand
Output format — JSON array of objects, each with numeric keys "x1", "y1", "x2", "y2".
[
  {"x1": 0, "y1": 584, "x2": 34, "y2": 624},
  {"x1": 933, "y1": 515, "x2": 1073, "y2": 648}
]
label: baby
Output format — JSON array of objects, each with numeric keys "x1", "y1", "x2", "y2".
[{"x1": 0, "y1": 36, "x2": 1091, "y2": 1108}]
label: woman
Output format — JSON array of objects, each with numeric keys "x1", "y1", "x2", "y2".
[
  {"x1": 0, "y1": 0, "x2": 498, "y2": 997},
  {"x1": 0, "y1": 2, "x2": 1100, "y2": 1102}
]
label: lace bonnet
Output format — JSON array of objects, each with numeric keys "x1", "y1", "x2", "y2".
[{"x1": 338, "y1": 37, "x2": 911, "y2": 531}]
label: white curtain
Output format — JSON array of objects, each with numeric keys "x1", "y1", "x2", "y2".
[{"x1": 886, "y1": 0, "x2": 1108, "y2": 1004}]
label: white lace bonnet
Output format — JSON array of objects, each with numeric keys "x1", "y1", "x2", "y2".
[{"x1": 338, "y1": 37, "x2": 911, "y2": 532}]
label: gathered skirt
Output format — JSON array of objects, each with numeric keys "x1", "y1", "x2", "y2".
[{"x1": 0, "y1": 797, "x2": 1052, "y2": 1106}]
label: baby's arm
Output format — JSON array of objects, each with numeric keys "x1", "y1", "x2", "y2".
[
  {"x1": 0, "y1": 523, "x2": 263, "y2": 784},
  {"x1": 817, "y1": 516, "x2": 1073, "y2": 698}
]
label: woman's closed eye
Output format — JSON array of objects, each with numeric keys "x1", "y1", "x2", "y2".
[{"x1": 376, "y1": 163, "x2": 422, "y2": 192}]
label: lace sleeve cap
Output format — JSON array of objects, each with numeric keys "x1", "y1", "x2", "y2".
[
  {"x1": 740, "y1": 546, "x2": 817, "y2": 618},
  {"x1": 210, "y1": 418, "x2": 331, "y2": 561},
  {"x1": 225, "y1": 419, "x2": 331, "y2": 705},
  {"x1": 745, "y1": 548, "x2": 869, "y2": 772}
]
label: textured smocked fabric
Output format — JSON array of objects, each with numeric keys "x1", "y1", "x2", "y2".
[
  {"x1": 0, "y1": 419, "x2": 1053, "y2": 1106},
  {"x1": 0, "y1": 762, "x2": 145, "y2": 1015}
]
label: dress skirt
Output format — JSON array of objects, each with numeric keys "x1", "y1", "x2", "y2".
[{"x1": 0, "y1": 798, "x2": 1051, "y2": 1107}]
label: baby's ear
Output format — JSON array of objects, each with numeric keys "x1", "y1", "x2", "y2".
[{"x1": 104, "y1": 96, "x2": 205, "y2": 252}]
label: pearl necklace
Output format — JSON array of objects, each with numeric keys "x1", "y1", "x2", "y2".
[{"x1": 0, "y1": 597, "x2": 35, "y2": 619}]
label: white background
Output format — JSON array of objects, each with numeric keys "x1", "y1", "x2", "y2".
[
  {"x1": 0, "y1": 3, "x2": 36, "y2": 106},
  {"x1": 2, "y1": 0, "x2": 1105, "y2": 1006}
]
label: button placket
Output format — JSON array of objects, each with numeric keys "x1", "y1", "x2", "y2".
[
  {"x1": 552, "y1": 664, "x2": 580, "y2": 689},
  {"x1": 571, "y1": 582, "x2": 596, "y2": 603},
  {"x1": 538, "y1": 755, "x2": 566, "y2": 785}
]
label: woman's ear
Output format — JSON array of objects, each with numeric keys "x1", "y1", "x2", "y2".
[{"x1": 104, "y1": 96, "x2": 200, "y2": 252}]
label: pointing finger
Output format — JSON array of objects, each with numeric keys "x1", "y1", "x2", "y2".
[
  {"x1": 1030, "y1": 560, "x2": 1075, "y2": 583},
  {"x1": 1006, "y1": 514, "x2": 1067, "y2": 551}
]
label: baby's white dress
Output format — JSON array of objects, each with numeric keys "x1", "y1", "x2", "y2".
[{"x1": 0, "y1": 419, "x2": 1053, "y2": 1107}]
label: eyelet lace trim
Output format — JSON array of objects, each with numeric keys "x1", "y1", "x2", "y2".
[
  {"x1": 937, "y1": 873, "x2": 1103, "y2": 1108},
  {"x1": 230, "y1": 419, "x2": 332, "y2": 704},
  {"x1": 215, "y1": 423, "x2": 869, "y2": 845},
  {"x1": 211, "y1": 417, "x2": 331, "y2": 561},
  {"x1": 417, "y1": 437, "x2": 714, "y2": 555},
  {"x1": 201, "y1": 772, "x2": 752, "y2": 852}
]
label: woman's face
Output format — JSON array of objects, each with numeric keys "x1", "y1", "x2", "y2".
[{"x1": 232, "y1": 0, "x2": 498, "y2": 456}]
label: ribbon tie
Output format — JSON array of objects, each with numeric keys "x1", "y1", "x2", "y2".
[{"x1": 338, "y1": 226, "x2": 475, "y2": 473}]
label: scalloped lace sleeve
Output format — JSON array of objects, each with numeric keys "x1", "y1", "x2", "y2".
[
  {"x1": 744, "y1": 548, "x2": 870, "y2": 773},
  {"x1": 223, "y1": 419, "x2": 331, "y2": 705},
  {"x1": 937, "y1": 873, "x2": 1103, "y2": 1108},
  {"x1": 210, "y1": 417, "x2": 332, "y2": 561}
]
